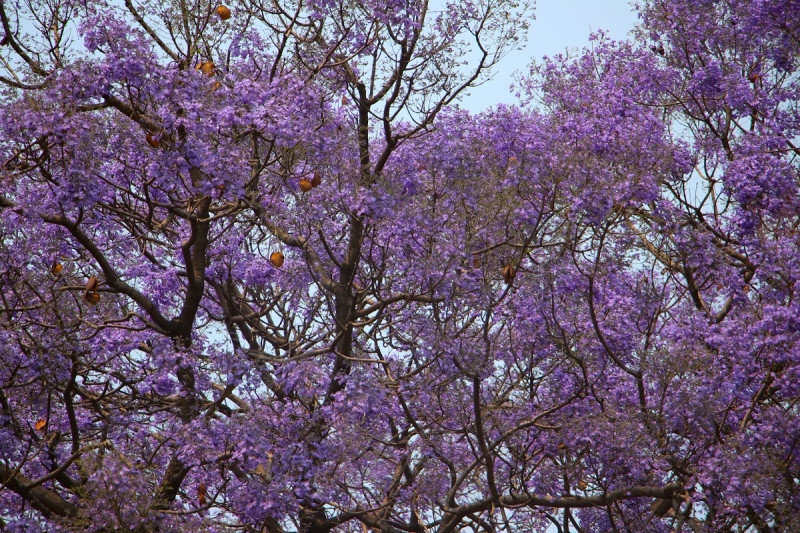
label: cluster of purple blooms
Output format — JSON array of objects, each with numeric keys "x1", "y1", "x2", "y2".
[{"x1": 0, "y1": 0, "x2": 799, "y2": 531}]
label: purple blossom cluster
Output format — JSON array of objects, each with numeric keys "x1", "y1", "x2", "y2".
[{"x1": 1, "y1": 0, "x2": 799, "y2": 531}]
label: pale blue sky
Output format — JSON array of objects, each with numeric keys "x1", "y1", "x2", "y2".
[{"x1": 462, "y1": 0, "x2": 639, "y2": 111}]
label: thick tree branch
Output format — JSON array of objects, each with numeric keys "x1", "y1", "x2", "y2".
[
  {"x1": 40, "y1": 213, "x2": 178, "y2": 334},
  {"x1": 0, "y1": 463, "x2": 76, "y2": 518},
  {"x1": 440, "y1": 483, "x2": 683, "y2": 533}
]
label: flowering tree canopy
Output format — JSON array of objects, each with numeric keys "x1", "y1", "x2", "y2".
[{"x1": 1, "y1": 0, "x2": 799, "y2": 531}]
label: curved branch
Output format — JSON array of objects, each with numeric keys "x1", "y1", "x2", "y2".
[
  {"x1": 125, "y1": 0, "x2": 181, "y2": 62},
  {"x1": 441, "y1": 483, "x2": 682, "y2": 533},
  {"x1": 40, "y1": 214, "x2": 177, "y2": 334},
  {"x1": 0, "y1": 463, "x2": 76, "y2": 518},
  {"x1": 0, "y1": 1, "x2": 50, "y2": 77}
]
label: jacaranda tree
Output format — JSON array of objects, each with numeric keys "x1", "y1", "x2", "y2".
[{"x1": 1, "y1": 0, "x2": 798, "y2": 531}]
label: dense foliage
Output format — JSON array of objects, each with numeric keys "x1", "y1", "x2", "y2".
[{"x1": 1, "y1": 0, "x2": 799, "y2": 531}]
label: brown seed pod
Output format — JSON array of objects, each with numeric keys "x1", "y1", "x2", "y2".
[
  {"x1": 84, "y1": 275, "x2": 100, "y2": 304},
  {"x1": 270, "y1": 251, "x2": 284, "y2": 268},
  {"x1": 502, "y1": 263, "x2": 516, "y2": 285},
  {"x1": 146, "y1": 132, "x2": 160, "y2": 148},
  {"x1": 51, "y1": 263, "x2": 63, "y2": 275},
  {"x1": 216, "y1": 5, "x2": 231, "y2": 20},
  {"x1": 298, "y1": 178, "x2": 313, "y2": 192},
  {"x1": 196, "y1": 61, "x2": 215, "y2": 77},
  {"x1": 310, "y1": 172, "x2": 321, "y2": 187}
]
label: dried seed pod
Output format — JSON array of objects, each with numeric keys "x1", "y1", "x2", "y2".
[
  {"x1": 298, "y1": 178, "x2": 312, "y2": 192},
  {"x1": 196, "y1": 61, "x2": 215, "y2": 76},
  {"x1": 502, "y1": 263, "x2": 516, "y2": 285},
  {"x1": 146, "y1": 132, "x2": 160, "y2": 148},
  {"x1": 84, "y1": 275, "x2": 100, "y2": 304},
  {"x1": 216, "y1": 5, "x2": 231, "y2": 20},
  {"x1": 310, "y1": 172, "x2": 321, "y2": 187},
  {"x1": 198, "y1": 483, "x2": 207, "y2": 506},
  {"x1": 270, "y1": 251, "x2": 284, "y2": 268}
]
